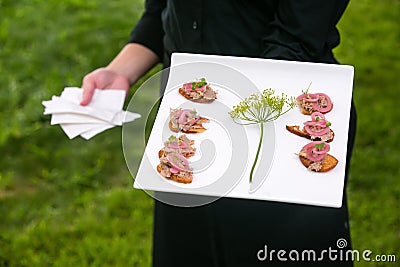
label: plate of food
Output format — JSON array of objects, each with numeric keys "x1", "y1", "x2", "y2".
[{"x1": 133, "y1": 53, "x2": 354, "y2": 208}]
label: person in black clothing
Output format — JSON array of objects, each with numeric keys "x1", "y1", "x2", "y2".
[{"x1": 80, "y1": 1, "x2": 356, "y2": 266}]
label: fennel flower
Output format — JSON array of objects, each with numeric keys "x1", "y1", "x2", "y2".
[{"x1": 229, "y1": 88, "x2": 297, "y2": 183}]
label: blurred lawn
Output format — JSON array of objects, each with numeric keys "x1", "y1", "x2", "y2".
[
  {"x1": 0, "y1": 0, "x2": 399, "y2": 266},
  {"x1": 334, "y1": 1, "x2": 400, "y2": 266}
]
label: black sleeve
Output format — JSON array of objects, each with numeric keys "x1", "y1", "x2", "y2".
[
  {"x1": 261, "y1": 0, "x2": 349, "y2": 63},
  {"x1": 128, "y1": 0, "x2": 167, "y2": 60}
]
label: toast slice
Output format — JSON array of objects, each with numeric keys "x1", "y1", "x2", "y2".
[
  {"x1": 286, "y1": 125, "x2": 334, "y2": 142},
  {"x1": 299, "y1": 153, "x2": 338, "y2": 172},
  {"x1": 157, "y1": 164, "x2": 193, "y2": 184},
  {"x1": 178, "y1": 87, "x2": 216, "y2": 103},
  {"x1": 169, "y1": 117, "x2": 209, "y2": 134}
]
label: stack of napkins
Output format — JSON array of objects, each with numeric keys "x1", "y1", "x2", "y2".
[{"x1": 42, "y1": 87, "x2": 141, "y2": 139}]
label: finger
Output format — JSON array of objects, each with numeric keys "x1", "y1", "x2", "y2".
[{"x1": 80, "y1": 76, "x2": 96, "y2": 106}]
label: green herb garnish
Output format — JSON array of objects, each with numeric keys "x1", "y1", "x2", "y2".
[
  {"x1": 229, "y1": 88, "x2": 297, "y2": 183},
  {"x1": 326, "y1": 121, "x2": 331, "y2": 127},
  {"x1": 191, "y1": 78, "x2": 208, "y2": 90},
  {"x1": 168, "y1": 135, "x2": 177, "y2": 142},
  {"x1": 314, "y1": 143, "x2": 325, "y2": 150},
  {"x1": 302, "y1": 82, "x2": 312, "y2": 95}
]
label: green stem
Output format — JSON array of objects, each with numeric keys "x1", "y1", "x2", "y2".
[{"x1": 249, "y1": 122, "x2": 264, "y2": 183}]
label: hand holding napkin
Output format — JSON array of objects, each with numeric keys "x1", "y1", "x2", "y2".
[{"x1": 42, "y1": 87, "x2": 141, "y2": 139}]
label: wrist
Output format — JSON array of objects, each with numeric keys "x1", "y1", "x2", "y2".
[
  {"x1": 104, "y1": 65, "x2": 134, "y2": 86},
  {"x1": 106, "y1": 43, "x2": 159, "y2": 85}
]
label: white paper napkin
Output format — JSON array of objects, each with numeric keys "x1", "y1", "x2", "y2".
[{"x1": 42, "y1": 87, "x2": 141, "y2": 139}]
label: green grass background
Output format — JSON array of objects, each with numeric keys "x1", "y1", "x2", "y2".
[{"x1": 0, "y1": 0, "x2": 399, "y2": 266}]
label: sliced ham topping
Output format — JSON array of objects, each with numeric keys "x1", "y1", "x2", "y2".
[
  {"x1": 297, "y1": 92, "x2": 333, "y2": 113},
  {"x1": 159, "y1": 155, "x2": 191, "y2": 178},
  {"x1": 184, "y1": 83, "x2": 207, "y2": 93},
  {"x1": 170, "y1": 108, "x2": 203, "y2": 132},
  {"x1": 183, "y1": 78, "x2": 208, "y2": 93},
  {"x1": 163, "y1": 135, "x2": 196, "y2": 156},
  {"x1": 302, "y1": 141, "x2": 330, "y2": 162},
  {"x1": 159, "y1": 135, "x2": 195, "y2": 180},
  {"x1": 296, "y1": 93, "x2": 319, "y2": 103},
  {"x1": 167, "y1": 140, "x2": 187, "y2": 149},
  {"x1": 166, "y1": 152, "x2": 191, "y2": 172},
  {"x1": 176, "y1": 109, "x2": 200, "y2": 125},
  {"x1": 181, "y1": 78, "x2": 217, "y2": 101},
  {"x1": 303, "y1": 112, "x2": 332, "y2": 137},
  {"x1": 315, "y1": 93, "x2": 333, "y2": 113}
]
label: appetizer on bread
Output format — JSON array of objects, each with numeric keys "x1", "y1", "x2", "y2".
[
  {"x1": 169, "y1": 108, "x2": 209, "y2": 133},
  {"x1": 157, "y1": 152, "x2": 193, "y2": 183},
  {"x1": 158, "y1": 134, "x2": 196, "y2": 158},
  {"x1": 286, "y1": 112, "x2": 334, "y2": 142},
  {"x1": 179, "y1": 78, "x2": 217, "y2": 103},
  {"x1": 296, "y1": 92, "x2": 333, "y2": 115},
  {"x1": 298, "y1": 141, "x2": 338, "y2": 172}
]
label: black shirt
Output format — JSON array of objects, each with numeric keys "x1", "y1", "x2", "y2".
[{"x1": 129, "y1": 0, "x2": 349, "y2": 64}]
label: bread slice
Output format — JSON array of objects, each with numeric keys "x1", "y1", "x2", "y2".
[
  {"x1": 178, "y1": 87, "x2": 215, "y2": 103},
  {"x1": 299, "y1": 153, "x2": 338, "y2": 172},
  {"x1": 169, "y1": 117, "x2": 209, "y2": 134},
  {"x1": 157, "y1": 164, "x2": 193, "y2": 184},
  {"x1": 286, "y1": 125, "x2": 334, "y2": 142}
]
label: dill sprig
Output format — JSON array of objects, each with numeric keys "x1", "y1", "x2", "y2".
[{"x1": 229, "y1": 88, "x2": 297, "y2": 183}]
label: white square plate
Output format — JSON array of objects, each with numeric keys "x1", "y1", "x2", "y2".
[{"x1": 134, "y1": 53, "x2": 354, "y2": 208}]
